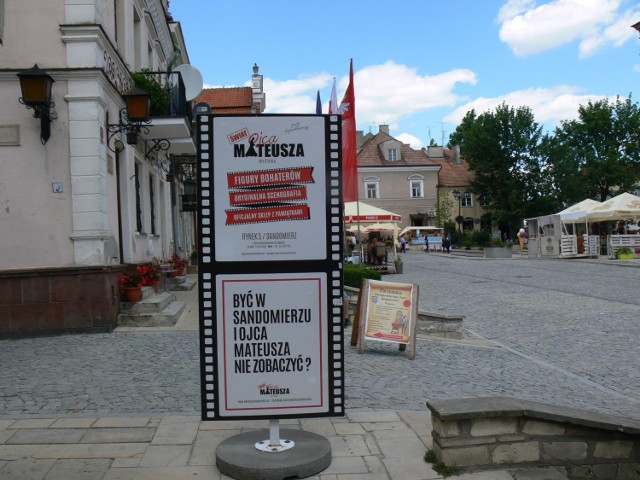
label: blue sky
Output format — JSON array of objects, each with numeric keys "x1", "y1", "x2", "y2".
[{"x1": 169, "y1": 0, "x2": 640, "y2": 149}]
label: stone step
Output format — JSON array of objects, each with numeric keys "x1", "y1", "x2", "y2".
[
  {"x1": 168, "y1": 276, "x2": 197, "y2": 291},
  {"x1": 118, "y1": 300, "x2": 186, "y2": 327},
  {"x1": 456, "y1": 467, "x2": 568, "y2": 479},
  {"x1": 122, "y1": 291, "x2": 174, "y2": 314}
]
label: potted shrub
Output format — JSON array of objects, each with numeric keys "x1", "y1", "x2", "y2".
[
  {"x1": 190, "y1": 251, "x2": 198, "y2": 265},
  {"x1": 119, "y1": 267, "x2": 145, "y2": 302},
  {"x1": 615, "y1": 246, "x2": 634, "y2": 260},
  {"x1": 130, "y1": 70, "x2": 171, "y2": 116}
]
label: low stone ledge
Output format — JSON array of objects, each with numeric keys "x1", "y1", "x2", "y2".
[{"x1": 427, "y1": 397, "x2": 640, "y2": 480}]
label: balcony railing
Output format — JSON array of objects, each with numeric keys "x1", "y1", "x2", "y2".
[{"x1": 130, "y1": 70, "x2": 193, "y2": 123}]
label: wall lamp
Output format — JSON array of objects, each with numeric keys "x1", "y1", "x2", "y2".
[
  {"x1": 107, "y1": 87, "x2": 153, "y2": 153},
  {"x1": 17, "y1": 64, "x2": 55, "y2": 144}
]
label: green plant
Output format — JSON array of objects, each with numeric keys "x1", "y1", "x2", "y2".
[
  {"x1": 618, "y1": 246, "x2": 632, "y2": 254},
  {"x1": 344, "y1": 263, "x2": 381, "y2": 288},
  {"x1": 190, "y1": 251, "x2": 198, "y2": 259},
  {"x1": 394, "y1": 256, "x2": 402, "y2": 265},
  {"x1": 424, "y1": 449, "x2": 460, "y2": 478},
  {"x1": 130, "y1": 70, "x2": 171, "y2": 116}
]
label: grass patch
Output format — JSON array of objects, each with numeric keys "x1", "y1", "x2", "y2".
[{"x1": 424, "y1": 449, "x2": 460, "y2": 478}]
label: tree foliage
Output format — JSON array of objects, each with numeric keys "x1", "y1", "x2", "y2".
[
  {"x1": 545, "y1": 96, "x2": 640, "y2": 202},
  {"x1": 448, "y1": 96, "x2": 640, "y2": 235},
  {"x1": 449, "y1": 103, "x2": 545, "y2": 237}
]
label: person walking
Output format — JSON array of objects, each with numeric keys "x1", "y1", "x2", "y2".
[
  {"x1": 400, "y1": 235, "x2": 407, "y2": 253},
  {"x1": 443, "y1": 233, "x2": 451, "y2": 254}
]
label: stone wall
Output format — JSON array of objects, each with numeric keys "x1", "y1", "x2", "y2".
[
  {"x1": 427, "y1": 397, "x2": 640, "y2": 480},
  {"x1": 0, "y1": 266, "x2": 125, "y2": 337}
]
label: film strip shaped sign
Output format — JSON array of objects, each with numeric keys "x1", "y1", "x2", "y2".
[{"x1": 197, "y1": 114, "x2": 344, "y2": 420}]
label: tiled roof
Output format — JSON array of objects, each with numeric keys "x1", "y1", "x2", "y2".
[
  {"x1": 357, "y1": 131, "x2": 437, "y2": 168},
  {"x1": 193, "y1": 87, "x2": 253, "y2": 112},
  {"x1": 430, "y1": 149, "x2": 475, "y2": 187}
]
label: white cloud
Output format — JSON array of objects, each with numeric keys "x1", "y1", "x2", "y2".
[
  {"x1": 443, "y1": 85, "x2": 609, "y2": 129},
  {"x1": 262, "y1": 61, "x2": 477, "y2": 135},
  {"x1": 395, "y1": 133, "x2": 424, "y2": 150},
  {"x1": 498, "y1": 0, "x2": 629, "y2": 57}
]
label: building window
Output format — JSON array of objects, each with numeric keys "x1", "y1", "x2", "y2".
[
  {"x1": 365, "y1": 181, "x2": 379, "y2": 199},
  {"x1": 462, "y1": 192, "x2": 472, "y2": 207},
  {"x1": 135, "y1": 163, "x2": 143, "y2": 233},
  {"x1": 409, "y1": 175, "x2": 424, "y2": 198},
  {"x1": 149, "y1": 174, "x2": 156, "y2": 235},
  {"x1": 388, "y1": 148, "x2": 397, "y2": 161}
]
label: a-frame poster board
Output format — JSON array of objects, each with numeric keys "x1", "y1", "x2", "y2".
[
  {"x1": 353, "y1": 279, "x2": 418, "y2": 360},
  {"x1": 196, "y1": 114, "x2": 345, "y2": 421}
]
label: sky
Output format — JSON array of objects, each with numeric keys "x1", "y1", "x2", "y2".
[{"x1": 169, "y1": 0, "x2": 640, "y2": 149}]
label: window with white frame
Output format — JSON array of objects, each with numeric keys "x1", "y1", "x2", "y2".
[
  {"x1": 364, "y1": 177, "x2": 379, "y2": 199},
  {"x1": 462, "y1": 192, "x2": 472, "y2": 207},
  {"x1": 409, "y1": 175, "x2": 424, "y2": 198},
  {"x1": 388, "y1": 148, "x2": 397, "y2": 161}
]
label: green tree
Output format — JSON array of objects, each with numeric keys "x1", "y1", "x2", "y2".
[
  {"x1": 449, "y1": 103, "x2": 544, "y2": 238},
  {"x1": 546, "y1": 95, "x2": 640, "y2": 202}
]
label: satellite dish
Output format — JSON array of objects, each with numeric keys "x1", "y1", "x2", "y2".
[{"x1": 174, "y1": 64, "x2": 204, "y2": 101}]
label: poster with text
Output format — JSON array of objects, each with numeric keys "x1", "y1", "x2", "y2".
[
  {"x1": 364, "y1": 280, "x2": 414, "y2": 344},
  {"x1": 215, "y1": 272, "x2": 329, "y2": 416},
  {"x1": 212, "y1": 116, "x2": 328, "y2": 261}
]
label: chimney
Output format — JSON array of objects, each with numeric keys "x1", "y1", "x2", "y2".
[
  {"x1": 452, "y1": 145, "x2": 461, "y2": 165},
  {"x1": 379, "y1": 124, "x2": 389, "y2": 134}
]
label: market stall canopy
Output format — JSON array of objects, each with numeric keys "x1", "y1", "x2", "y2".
[
  {"x1": 584, "y1": 192, "x2": 640, "y2": 222},
  {"x1": 343, "y1": 201, "x2": 402, "y2": 223},
  {"x1": 557, "y1": 199, "x2": 602, "y2": 222},
  {"x1": 365, "y1": 222, "x2": 397, "y2": 231}
]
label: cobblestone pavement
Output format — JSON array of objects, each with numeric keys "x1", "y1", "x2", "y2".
[{"x1": 2, "y1": 253, "x2": 639, "y2": 421}]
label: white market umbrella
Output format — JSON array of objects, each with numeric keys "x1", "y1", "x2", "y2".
[
  {"x1": 343, "y1": 201, "x2": 402, "y2": 223},
  {"x1": 585, "y1": 192, "x2": 640, "y2": 222},
  {"x1": 557, "y1": 199, "x2": 602, "y2": 222}
]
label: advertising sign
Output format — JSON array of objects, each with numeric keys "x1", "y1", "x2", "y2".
[
  {"x1": 215, "y1": 272, "x2": 328, "y2": 416},
  {"x1": 197, "y1": 114, "x2": 344, "y2": 420},
  {"x1": 212, "y1": 116, "x2": 328, "y2": 262},
  {"x1": 363, "y1": 280, "x2": 414, "y2": 344}
]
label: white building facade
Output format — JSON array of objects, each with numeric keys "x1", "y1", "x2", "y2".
[{"x1": 0, "y1": 0, "x2": 196, "y2": 335}]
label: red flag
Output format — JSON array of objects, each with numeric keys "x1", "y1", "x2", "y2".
[{"x1": 339, "y1": 59, "x2": 357, "y2": 203}]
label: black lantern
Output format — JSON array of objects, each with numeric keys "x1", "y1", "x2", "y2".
[
  {"x1": 107, "y1": 86, "x2": 156, "y2": 151},
  {"x1": 17, "y1": 64, "x2": 55, "y2": 144},
  {"x1": 123, "y1": 87, "x2": 151, "y2": 122}
]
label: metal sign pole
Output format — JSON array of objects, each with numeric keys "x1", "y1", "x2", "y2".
[{"x1": 255, "y1": 419, "x2": 295, "y2": 453}]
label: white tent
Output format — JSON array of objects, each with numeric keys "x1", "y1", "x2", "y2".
[
  {"x1": 583, "y1": 192, "x2": 640, "y2": 222},
  {"x1": 557, "y1": 199, "x2": 602, "y2": 222}
]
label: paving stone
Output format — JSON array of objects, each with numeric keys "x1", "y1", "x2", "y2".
[
  {"x1": 384, "y1": 456, "x2": 443, "y2": 480},
  {"x1": 138, "y1": 445, "x2": 192, "y2": 467},
  {"x1": 0, "y1": 457, "x2": 56, "y2": 479},
  {"x1": 6, "y1": 428, "x2": 85, "y2": 444},
  {"x1": 43, "y1": 458, "x2": 112, "y2": 480},
  {"x1": 103, "y1": 465, "x2": 217, "y2": 480},
  {"x1": 81, "y1": 428, "x2": 156, "y2": 444}
]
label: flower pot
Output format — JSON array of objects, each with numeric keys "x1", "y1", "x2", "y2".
[
  {"x1": 124, "y1": 286, "x2": 142, "y2": 303},
  {"x1": 167, "y1": 270, "x2": 178, "y2": 278},
  {"x1": 177, "y1": 267, "x2": 185, "y2": 276},
  {"x1": 616, "y1": 252, "x2": 634, "y2": 260},
  {"x1": 395, "y1": 262, "x2": 403, "y2": 274}
]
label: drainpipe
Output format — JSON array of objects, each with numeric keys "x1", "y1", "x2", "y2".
[{"x1": 170, "y1": 155, "x2": 180, "y2": 255}]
